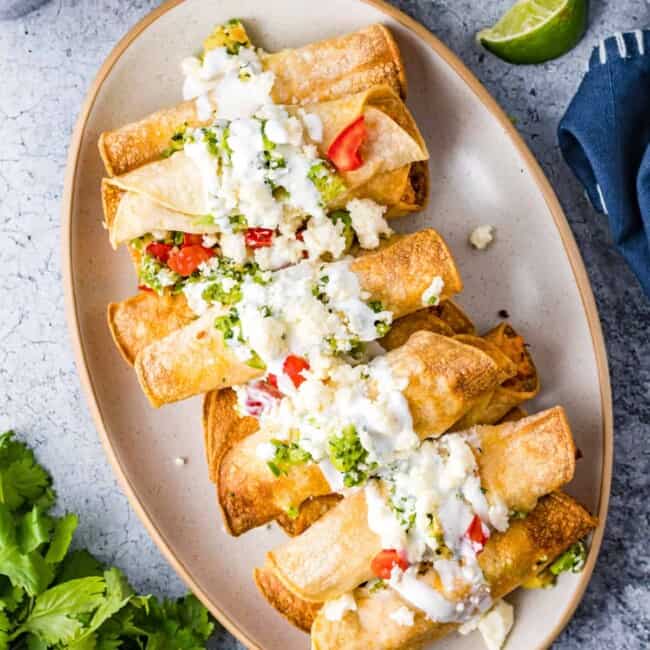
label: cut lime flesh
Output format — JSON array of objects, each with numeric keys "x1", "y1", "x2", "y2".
[{"x1": 478, "y1": 0, "x2": 589, "y2": 64}]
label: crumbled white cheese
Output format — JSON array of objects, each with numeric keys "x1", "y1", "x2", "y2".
[
  {"x1": 421, "y1": 276, "x2": 444, "y2": 306},
  {"x1": 347, "y1": 198, "x2": 392, "y2": 249},
  {"x1": 182, "y1": 281, "x2": 211, "y2": 316},
  {"x1": 301, "y1": 218, "x2": 347, "y2": 261},
  {"x1": 323, "y1": 593, "x2": 357, "y2": 621},
  {"x1": 151, "y1": 229, "x2": 170, "y2": 241},
  {"x1": 254, "y1": 235, "x2": 304, "y2": 271},
  {"x1": 157, "y1": 268, "x2": 179, "y2": 288},
  {"x1": 255, "y1": 441, "x2": 277, "y2": 462},
  {"x1": 478, "y1": 600, "x2": 514, "y2": 650},
  {"x1": 389, "y1": 606, "x2": 415, "y2": 627},
  {"x1": 174, "y1": 457, "x2": 187, "y2": 466},
  {"x1": 182, "y1": 45, "x2": 275, "y2": 121},
  {"x1": 388, "y1": 567, "x2": 459, "y2": 623},
  {"x1": 469, "y1": 225, "x2": 496, "y2": 251},
  {"x1": 298, "y1": 108, "x2": 324, "y2": 142},
  {"x1": 202, "y1": 234, "x2": 219, "y2": 248},
  {"x1": 219, "y1": 232, "x2": 248, "y2": 264}
]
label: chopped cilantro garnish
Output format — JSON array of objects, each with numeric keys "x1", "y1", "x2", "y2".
[
  {"x1": 368, "y1": 300, "x2": 384, "y2": 314},
  {"x1": 161, "y1": 124, "x2": 190, "y2": 158},
  {"x1": 246, "y1": 351, "x2": 266, "y2": 370},
  {"x1": 285, "y1": 506, "x2": 300, "y2": 520},
  {"x1": 328, "y1": 425, "x2": 375, "y2": 487},
  {"x1": 369, "y1": 579, "x2": 386, "y2": 593},
  {"x1": 549, "y1": 541, "x2": 587, "y2": 575},
  {"x1": 375, "y1": 321, "x2": 391, "y2": 337},
  {"x1": 267, "y1": 441, "x2": 312, "y2": 477},
  {"x1": 193, "y1": 214, "x2": 217, "y2": 226},
  {"x1": 510, "y1": 509, "x2": 528, "y2": 520},
  {"x1": 308, "y1": 163, "x2": 347, "y2": 205},
  {"x1": 203, "y1": 19, "x2": 251, "y2": 55},
  {"x1": 214, "y1": 309, "x2": 241, "y2": 340},
  {"x1": 328, "y1": 209, "x2": 354, "y2": 250},
  {"x1": 201, "y1": 281, "x2": 242, "y2": 306},
  {"x1": 137, "y1": 254, "x2": 182, "y2": 295},
  {"x1": 229, "y1": 213, "x2": 248, "y2": 233}
]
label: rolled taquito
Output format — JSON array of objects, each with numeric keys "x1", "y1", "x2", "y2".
[
  {"x1": 134, "y1": 229, "x2": 463, "y2": 406},
  {"x1": 274, "y1": 399, "x2": 529, "y2": 538},
  {"x1": 203, "y1": 302, "x2": 477, "y2": 482},
  {"x1": 218, "y1": 331, "x2": 503, "y2": 536},
  {"x1": 103, "y1": 84, "x2": 429, "y2": 248},
  {"x1": 213, "y1": 321, "x2": 539, "y2": 537},
  {"x1": 262, "y1": 406, "x2": 575, "y2": 604},
  {"x1": 256, "y1": 492, "x2": 596, "y2": 638},
  {"x1": 99, "y1": 24, "x2": 407, "y2": 177},
  {"x1": 107, "y1": 292, "x2": 196, "y2": 366},
  {"x1": 107, "y1": 292, "x2": 473, "y2": 372}
]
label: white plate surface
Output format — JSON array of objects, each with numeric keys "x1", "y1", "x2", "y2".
[{"x1": 63, "y1": 1, "x2": 612, "y2": 648}]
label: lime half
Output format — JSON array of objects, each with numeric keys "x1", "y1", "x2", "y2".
[{"x1": 477, "y1": 0, "x2": 589, "y2": 64}]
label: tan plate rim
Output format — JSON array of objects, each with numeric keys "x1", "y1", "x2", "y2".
[{"x1": 61, "y1": 1, "x2": 613, "y2": 648}]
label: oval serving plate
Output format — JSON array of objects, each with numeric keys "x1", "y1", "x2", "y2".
[{"x1": 62, "y1": 1, "x2": 613, "y2": 648}]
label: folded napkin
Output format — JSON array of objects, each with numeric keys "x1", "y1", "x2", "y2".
[{"x1": 558, "y1": 30, "x2": 650, "y2": 297}]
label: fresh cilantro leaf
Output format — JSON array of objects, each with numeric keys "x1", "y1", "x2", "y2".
[
  {"x1": 25, "y1": 634, "x2": 48, "y2": 650},
  {"x1": 15, "y1": 576, "x2": 106, "y2": 644},
  {"x1": 0, "y1": 576, "x2": 24, "y2": 613},
  {"x1": 70, "y1": 569, "x2": 133, "y2": 645},
  {"x1": 57, "y1": 550, "x2": 104, "y2": 583},
  {"x1": 0, "y1": 610, "x2": 9, "y2": 648},
  {"x1": 44, "y1": 514, "x2": 78, "y2": 564},
  {"x1": 0, "y1": 433, "x2": 51, "y2": 512},
  {"x1": 0, "y1": 541, "x2": 54, "y2": 597},
  {"x1": 0, "y1": 430, "x2": 216, "y2": 648},
  {"x1": 18, "y1": 507, "x2": 53, "y2": 554},
  {"x1": 328, "y1": 425, "x2": 375, "y2": 487},
  {"x1": 266, "y1": 441, "x2": 312, "y2": 477}
]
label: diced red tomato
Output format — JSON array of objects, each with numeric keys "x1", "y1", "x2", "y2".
[
  {"x1": 283, "y1": 355, "x2": 310, "y2": 388},
  {"x1": 465, "y1": 515, "x2": 489, "y2": 552},
  {"x1": 138, "y1": 284, "x2": 153, "y2": 292},
  {"x1": 371, "y1": 549, "x2": 409, "y2": 580},
  {"x1": 245, "y1": 228, "x2": 274, "y2": 249},
  {"x1": 183, "y1": 233, "x2": 204, "y2": 246},
  {"x1": 327, "y1": 116, "x2": 367, "y2": 172},
  {"x1": 244, "y1": 376, "x2": 284, "y2": 416},
  {"x1": 167, "y1": 245, "x2": 215, "y2": 276},
  {"x1": 146, "y1": 242, "x2": 173, "y2": 263}
]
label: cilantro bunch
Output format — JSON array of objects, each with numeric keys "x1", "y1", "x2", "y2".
[{"x1": 0, "y1": 431, "x2": 215, "y2": 649}]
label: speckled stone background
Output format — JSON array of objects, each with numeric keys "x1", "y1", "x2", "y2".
[{"x1": 0, "y1": 0, "x2": 648, "y2": 648}]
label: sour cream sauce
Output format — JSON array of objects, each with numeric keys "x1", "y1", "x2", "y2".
[{"x1": 363, "y1": 434, "x2": 509, "y2": 624}]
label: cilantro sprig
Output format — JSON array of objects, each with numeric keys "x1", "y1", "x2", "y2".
[{"x1": 0, "y1": 431, "x2": 215, "y2": 649}]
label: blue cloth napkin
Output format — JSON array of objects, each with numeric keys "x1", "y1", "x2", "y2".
[{"x1": 558, "y1": 30, "x2": 650, "y2": 297}]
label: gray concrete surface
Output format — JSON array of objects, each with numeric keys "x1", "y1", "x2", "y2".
[{"x1": 0, "y1": 1, "x2": 648, "y2": 648}]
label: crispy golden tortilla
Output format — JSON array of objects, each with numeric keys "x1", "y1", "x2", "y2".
[
  {"x1": 209, "y1": 318, "x2": 539, "y2": 538},
  {"x1": 202, "y1": 302, "x2": 476, "y2": 535},
  {"x1": 102, "y1": 85, "x2": 429, "y2": 247},
  {"x1": 453, "y1": 323, "x2": 540, "y2": 430},
  {"x1": 107, "y1": 231, "x2": 466, "y2": 369},
  {"x1": 99, "y1": 24, "x2": 407, "y2": 177},
  {"x1": 263, "y1": 407, "x2": 576, "y2": 604},
  {"x1": 107, "y1": 292, "x2": 195, "y2": 365},
  {"x1": 216, "y1": 332, "x2": 501, "y2": 536},
  {"x1": 133, "y1": 229, "x2": 463, "y2": 407},
  {"x1": 280, "y1": 492, "x2": 595, "y2": 646},
  {"x1": 273, "y1": 404, "x2": 530, "y2": 537}
]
